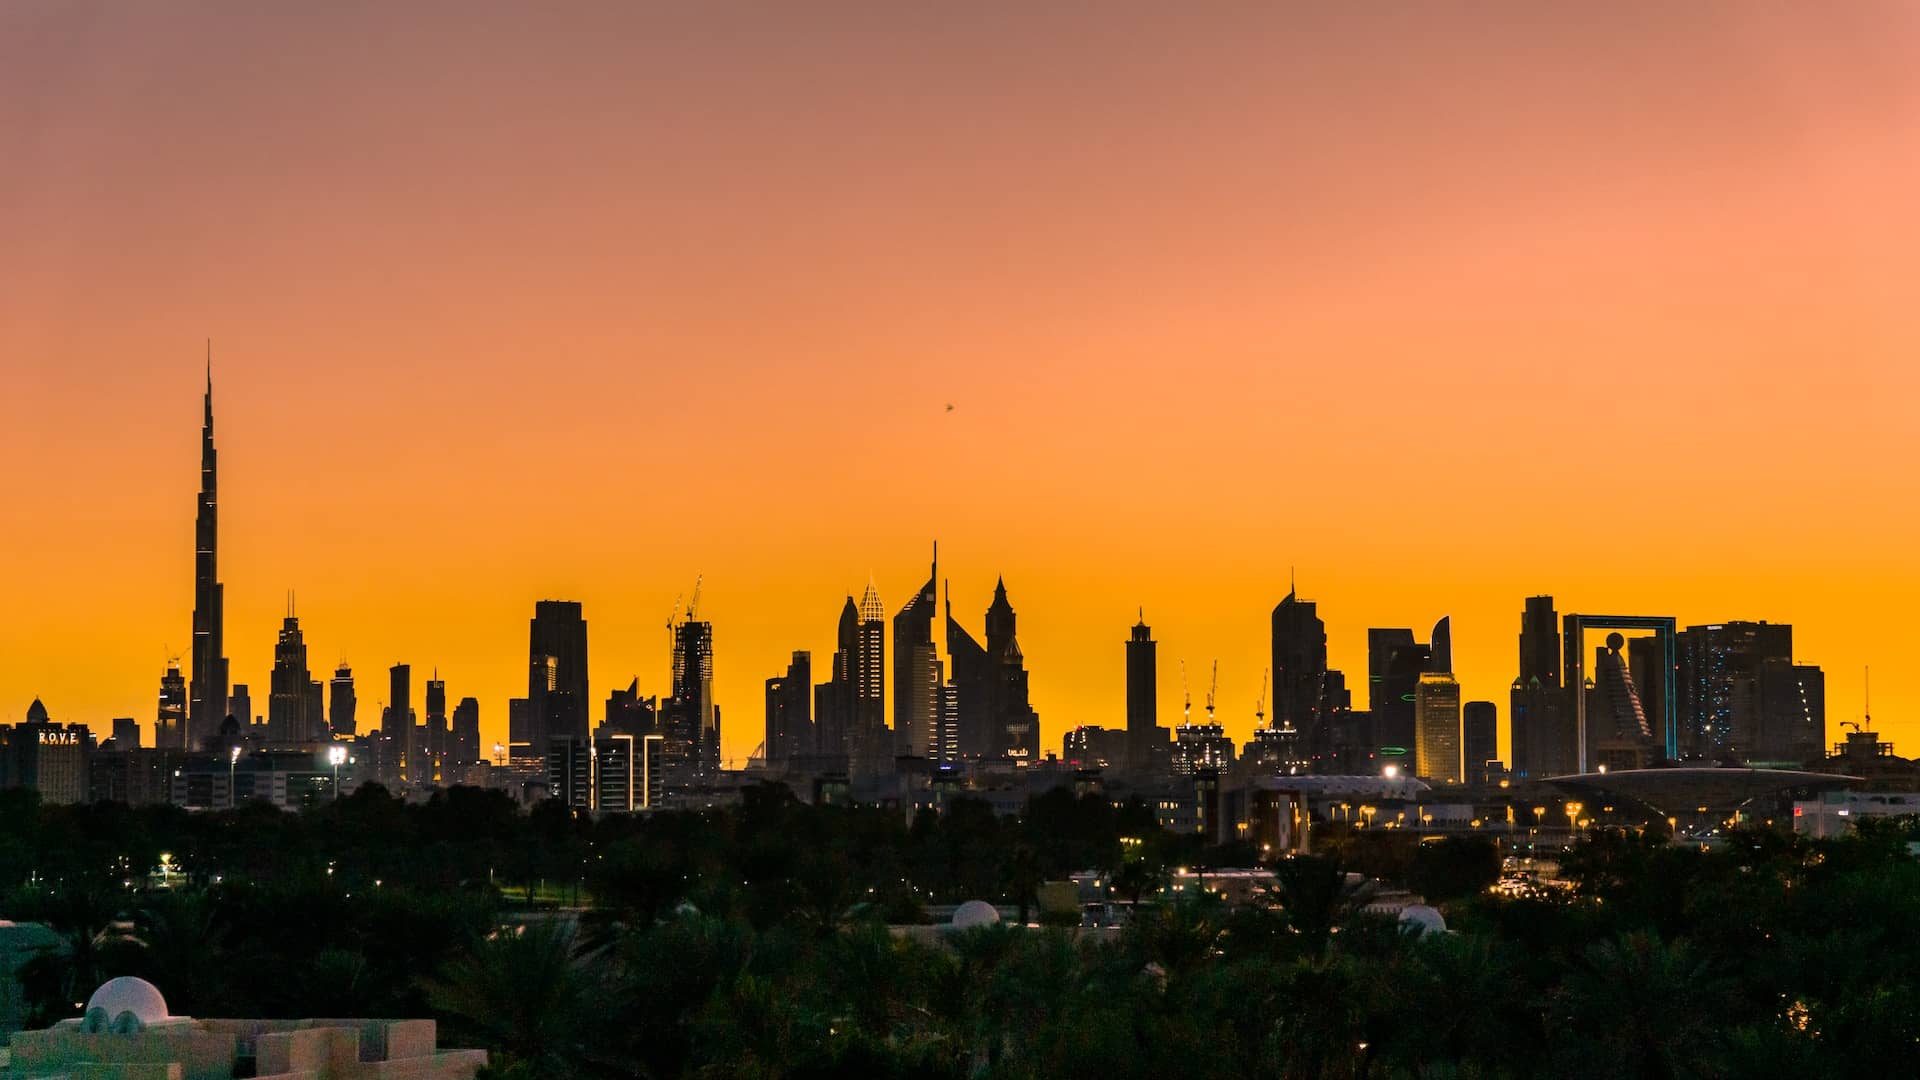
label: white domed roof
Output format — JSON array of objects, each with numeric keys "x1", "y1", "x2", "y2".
[
  {"x1": 86, "y1": 977, "x2": 169, "y2": 1025},
  {"x1": 1398, "y1": 904, "x2": 1447, "y2": 936},
  {"x1": 951, "y1": 900, "x2": 1001, "y2": 929}
]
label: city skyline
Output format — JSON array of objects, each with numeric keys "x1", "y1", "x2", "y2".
[
  {"x1": 5, "y1": 4, "x2": 1916, "y2": 759},
  {"x1": 0, "y1": 365, "x2": 1883, "y2": 768}
]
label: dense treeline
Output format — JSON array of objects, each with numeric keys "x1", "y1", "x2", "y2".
[{"x1": 2, "y1": 784, "x2": 1917, "y2": 1077}]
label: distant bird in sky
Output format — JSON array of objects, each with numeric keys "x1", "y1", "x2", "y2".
[{"x1": 945, "y1": 403, "x2": 955, "y2": 412}]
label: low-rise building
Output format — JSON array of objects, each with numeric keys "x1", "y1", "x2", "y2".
[{"x1": 5, "y1": 977, "x2": 487, "y2": 1079}]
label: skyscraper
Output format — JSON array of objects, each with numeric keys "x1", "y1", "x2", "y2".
[
  {"x1": 1414, "y1": 673, "x2": 1462, "y2": 783},
  {"x1": 528, "y1": 600, "x2": 590, "y2": 748},
  {"x1": 1510, "y1": 595, "x2": 1570, "y2": 778},
  {"x1": 384, "y1": 663, "x2": 412, "y2": 780},
  {"x1": 1462, "y1": 700, "x2": 1498, "y2": 784},
  {"x1": 813, "y1": 596, "x2": 859, "y2": 760},
  {"x1": 1368, "y1": 628, "x2": 1427, "y2": 754},
  {"x1": 156, "y1": 661, "x2": 187, "y2": 751},
  {"x1": 268, "y1": 606, "x2": 313, "y2": 744},
  {"x1": 854, "y1": 583, "x2": 887, "y2": 767},
  {"x1": 1126, "y1": 611, "x2": 1158, "y2": 769},
  {"x1": 1271, "y1": 589, "x2": 1333, "y2": 770},
  {"x1": 425, "y1": 674, "x2": 448, "y2": 772},
  {"x1": 1677, "y1": 621, "x2": 1794, "y2": 761},
  {"x1": 452, "y1": 696, "x2": 480, "y2": 769},
  {"x1": 764, "y1": 650, "x2": 812, "y2": 763},
  {"x1": 187, "y1": 363, "x2": 229, "y2": 750},
  {"x1": 893, "y1": 548, "x2": 939, "y2": 759},
  {"x1": 329, "y1": 663, "x2": 356, "y2": 737},
  {"x1": 946, "y1": 582, "x2": 989, "y2": 759},
  {"x1": 669, "y1": 618, "x2": 719, "y2": 777},
  {"x1": 983, "y1": 578, "x2": 1040, "y2": 762}
]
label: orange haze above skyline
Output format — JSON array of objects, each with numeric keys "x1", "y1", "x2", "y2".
[{"x1": 4, "y1": 3, "x2": 1918, "y2": 763}]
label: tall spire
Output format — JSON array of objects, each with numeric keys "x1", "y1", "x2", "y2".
[{"x1": 187, "y1": 358, "x2": 228, "y2": 751}]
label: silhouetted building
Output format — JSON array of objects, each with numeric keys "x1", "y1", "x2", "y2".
[
  {"x1": 604, "y1": 678, "x2": 657, "y2": 736},
  {"x1": 187, "y1": 367, "x2": 229, "y2": 752},
  {"x1": 452, "y1": 696, "x2": 480, "y2": 768},
  {"x1": 1126, "y1": 611, "x2": 1159, "y2": 770},
  {"x1": 227, "y1": 685, "x2": 252, "y2": 732},
  {"x1": 423, "y1": 674, "x2": 449, "y2": 778},
  {"x1": 764, "y1": 651, "x2": 812, "y2": 763},
  {"x1": 983, "y1": 578, "x2": 1040, "y2": 762},
  {"x1": 329, "y1": 663, "x2": 356, "y2": 737},
  {"x1": 109, "y1": 718, "x2": 140, "y2": 750},
  {"x1": 813, "y1": 596, "x2": 860, "y2": 762},
  {"x1": 1, "y1": 699, "x2": 94, "y2": 804},
  {"x1": 383, "y1": 663, "x2": 412, "y2": 781},
  {"x1": 1588, "y1": 632, "x2": 1655, "y2": 771},
  {"x1": 1510, "y1": 596, "x2": 1571, "y2": 778},
  {"x1": 893, "y1": 548, "x2": 940, "y2": 759},
  {"x1": 1063, "y1": 725, "x2": 1128, "y2": 768},
  {"x1": 156, "y1": 662, "x2": 187, "y2": 751},
  {"x1": 507, "y1": 697, "x2": 533, "y2": 764},
  {"x1": 1758, "y1": 659, "x2": 1825, "y2": 764},
  {"x1": 854, "y1": 585, "x2": 888, "y2": 767},
  {"x1": 1272, "y1": 589, "x2": 1337, "y2": 771},
  {"x1": 1462, "y1": 700, "x2": 1498, "y2": 784},
  {"x1": 1368, "y1": 628, "x2": 1428, "y2": 756},
  {"x1": 528, "y1": 600, "x2": 590, "y2": 748},
  {"x1": 1625, "y1": 635, "x2": 1669, "y2": 752},
  {"x1": 1677, "y1": 621, "x2": 1820, "y2": 762},
  {"x1": 268, "y1": 608, "x2": 316, "y2": 743},
  {"x1": 666, "y1": 618, "x2": 719, "y2": 779},
  {"x1": 1171, "y1": 723, "x2": 1234, "y2": 776},
  {"x1": 947, "y1": 584, "x2": 990, "y2": 760}
]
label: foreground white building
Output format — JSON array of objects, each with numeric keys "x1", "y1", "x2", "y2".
[{"x1": 4, "y1": 977, "x2": 487, "y2": 1079}]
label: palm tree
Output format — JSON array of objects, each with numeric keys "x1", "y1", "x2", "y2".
[{"x1": 423, "y1": 920, "x2": 614, "y2": 1077}]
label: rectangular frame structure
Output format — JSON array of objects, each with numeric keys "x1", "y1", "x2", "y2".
[{"x1": 1563, "y1": 614, "x2": 1678, "y2": 771}]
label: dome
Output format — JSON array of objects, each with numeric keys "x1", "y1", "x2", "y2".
[
  {"x1": 1398, "y1": 904, "x2": 1447, "y2": 937},
  {"x1": 25, "y1": 698, "x2": 49, "y2": 724},
  {"x1": 951, "y1": 900, "x2": 1001, "y2": 930},
  {"x1": 86, "y1": 977, "x2": 169, "y2": 1026}
]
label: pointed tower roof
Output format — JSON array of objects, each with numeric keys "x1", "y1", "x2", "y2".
[{"x1": 25, "y1": 697, "x2": 49, "y2": 724}]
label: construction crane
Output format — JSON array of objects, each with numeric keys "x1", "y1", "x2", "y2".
[
  {"x1": 1205, "y1": 660, "x2": 1219, "y2": 726},
  {"x1": 1181, "y1": 660, "x2": 1191, "y2": 726},
  {"x1": 1255, "y1": 668, "x2": 1269, "y2": 729},
  {"x1": 687, "y1": 574, "x2": 705, "y2": 621}
]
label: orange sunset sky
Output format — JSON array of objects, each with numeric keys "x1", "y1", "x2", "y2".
[{"x1": 4, "y1": 3, "x2": 1918, "y2": 764}]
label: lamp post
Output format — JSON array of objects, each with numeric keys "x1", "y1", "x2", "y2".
[
  {"x1": 329, "y1": 744, "x2": 348, "y2": 800},
  {"x1": 1564, "y1": 801, "x2": 1584, "y2": 844}
]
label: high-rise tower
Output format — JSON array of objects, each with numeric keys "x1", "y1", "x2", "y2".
[
  {"x1": 1510, "y1": 595, "x2": 1568, "y2": 778},
  {"x1": 187, "y1": 360, "x2": 229, "y2": 750},
  {"x1": 528, "y1": 601, "x2": 590, "y2": 748},
  {"x1": 983, "y1": 577, "x2": 1040, "y2": 762},
  {"x1": 329, "y1": 662, "x2": 357, "y2": 737},
  {"x1": 156, "y1": 660, "x2": 188, "y2": 750},
  {"x1": 268, "y1": 603, "x2": 314, "y2": 744},
  {"x1": 892, "y1": 547, "x2": 939, "y2": 759},
  {"x1": 854, "y1": 582, "x2": 888, "y2": 767},
  {"x1": 1271, "y1": 589, "x2": 1331, "y2": 769},
  {"x1": 946, "y1": 582, "x2": 989, "y2": 759},
  {"x1": 1125, "y1": 611, "x2": 1158, "y2": 769}
]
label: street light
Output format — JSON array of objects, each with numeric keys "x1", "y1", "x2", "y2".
[
  {"x1": 1565, "y1": 801, "x2": 1584, "y2": 842},
  {"x1": 328, "y1": 744, "x2": 348, "y2": 799}
]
